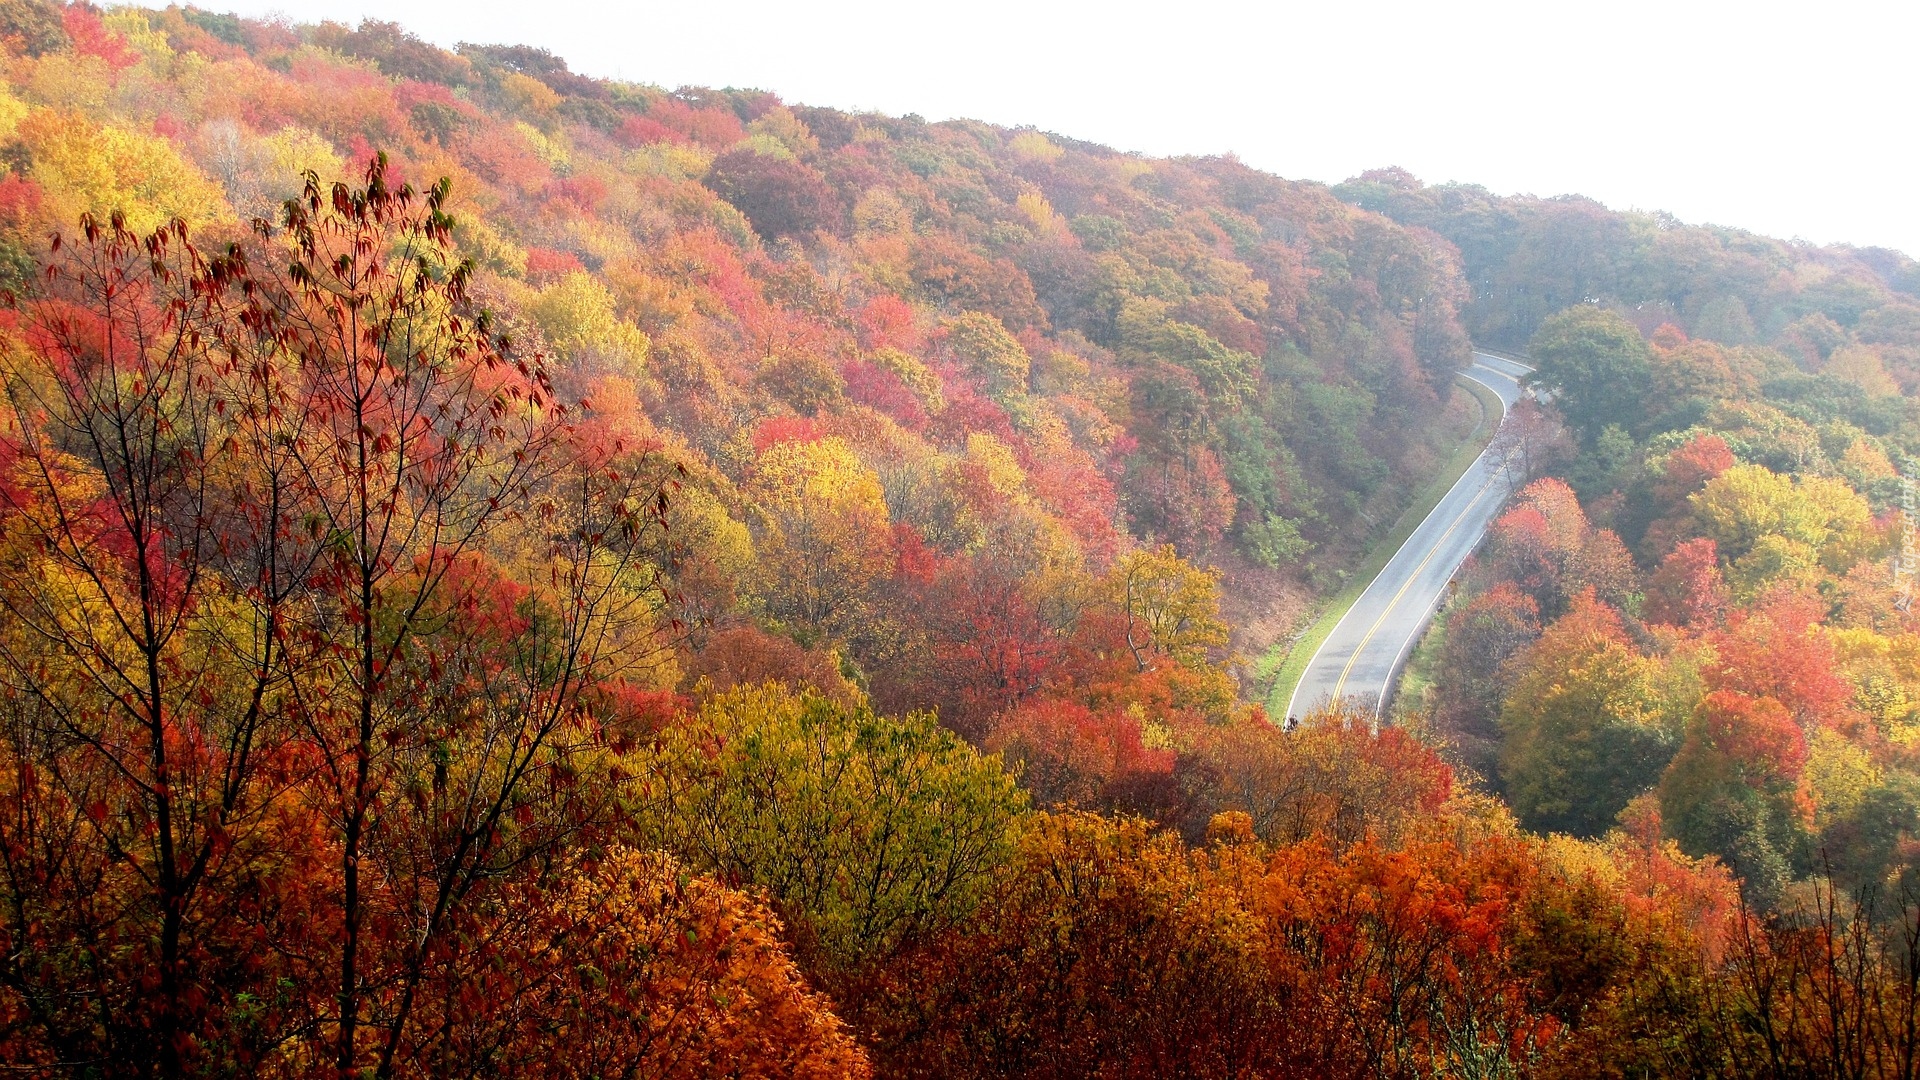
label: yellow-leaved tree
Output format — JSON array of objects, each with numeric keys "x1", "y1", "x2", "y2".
[
  {"x1": 19, "y1": 110, "x2": 229, "y2": 232},
  {"x1": 1106, "y1": 544, "x2": 1230, "y2": 673},
  {"x1": 526, "y1": 270, "x2": 651, "y2": 370},
  {"x1": 1688, "y1": 462, "x2": 1873, "y2": 596},
  {"x1": 746, "y1": 436, "x2": 893, "y2": 642}
]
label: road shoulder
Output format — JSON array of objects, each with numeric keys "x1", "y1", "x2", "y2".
[{"x1": 1258, "y1": 369, "x2": 1507, "y2": 717}]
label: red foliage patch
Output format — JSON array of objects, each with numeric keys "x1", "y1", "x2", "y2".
[
  {"x1": 615, "y1": 115, "x2": 686, "y2": 148},
  {"x1": 854, "y1": 294, "x2": 924, "y2": 353},
  {"x1": 547, "y1": 176, "x2": 608, "y2": 214},
  {"x1": 683, "y1": 625, "x2": 860, "y2": 706},
  {"x1": 750, "y1": 415, "x2": 825, "y2": 454},
  {"x1": 1707, "y1": 590, "x2": 1857, "y2": 729},
  {"x1": 0, "y1": 173, "x2": 43, "y2": 229},
  {"x1": 642, "y1": 99, "x2": 746, "y2": 148},
  {"x1": 985, "y1": 698, "x2": 1176, "y2": 810},
  {"x1": 525, "y1": 247, "x2": 586, "y2": 283},
  {"x1": 1643, "y1": 538, "x2": 1729, "y2": 628},
  {"x1": 64, "y1": 6, "x2": 139, "y2": 71},
  {"x1": 1694, "y1": 690, "x2": 1807, "y2": 786},
  {"x1": 841, "y1": 360, "x2": 928, "y2": 430}
]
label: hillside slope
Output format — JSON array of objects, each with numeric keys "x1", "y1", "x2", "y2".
[{"x1": 6, "y1": 6, "x2": 1917, "y2": 1076}]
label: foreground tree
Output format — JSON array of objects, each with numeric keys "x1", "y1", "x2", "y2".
[
  {"x1": 1724, "y1": 876, "x2": 1920, "y2": 1079},
  {"x1": 251, "y1": 160, "x2": 682, "y2": 1076},
  {"x1": 0, "y1": 211, "x2": 317, "y2": 1072},
  {"x1": 0, "y1": 160, "x2": 684, "y2": 1075},
  {"x1": 408, "y1": 847, "x2": 872, "y2": 1078}
]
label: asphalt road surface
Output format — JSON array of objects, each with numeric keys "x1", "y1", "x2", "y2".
[{"x1": 1284, "y1": 353, "x2": 1532, "y2": 722}]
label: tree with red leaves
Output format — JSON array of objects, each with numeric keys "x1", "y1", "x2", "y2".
[
  {"x1": 1660, "y1": 690, "x2": 1809, "y2": 908},
  {"x1": 1197, "y1": 703, "x2": 1454, "y2": 846},
  {"x1": 1479, "y1": 476, "x2": 1628, "y2": 618},
  {"x1": 1643, "y1": 538, "x2": 1731, "y2": 628},
  {"x1": 984, "y1": 698, "x2": 1175, "y2": 812},
  {"x1": 0, "y1": 160, "x2": 684, "y2": 1076}
]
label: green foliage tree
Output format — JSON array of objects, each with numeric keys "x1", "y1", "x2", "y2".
[
  {"x1": 1243, "y1": 513, "x2": 1310, "y2": 568},
  {"x1": 1500, "y1": 594, "x2": 1685, "y2": 836},
  {"x1": 1659, "y1": 691, "x2": 1809, "y2": 908},
  {"x1": 633, "y1": 684, "x2": 1029, "y2": 971},
  {"x1": 1115, "y1": 297, "x2": 1259, "y2": 411},
  {"x1": 943, "y1": 310, "x2": 1032, "y2": 411},
  {"x1": 1528, "y1": 306, "x2": 1653, "y2": 444}
]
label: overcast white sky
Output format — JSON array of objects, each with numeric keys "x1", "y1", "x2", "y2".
[{"x1": 215, "y1": 0, "x2": 1917, "y2": 257}]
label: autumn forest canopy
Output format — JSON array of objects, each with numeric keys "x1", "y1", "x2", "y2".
[{"x1": 1, "y1": 2, "x2": 1920, "y2": 1076}]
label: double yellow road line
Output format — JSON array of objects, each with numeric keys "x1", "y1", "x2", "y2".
[
  {"x1": 1294, "y1": 361, "x2": 1524, "y2": 719},
  {"x1": 1327, "y1": 473, "x2": 1503, "y2": 702}
]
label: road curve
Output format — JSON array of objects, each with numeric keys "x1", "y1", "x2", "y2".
[{"x1": 1283, "y1": 352, "x2": 1532, "y2": 722}]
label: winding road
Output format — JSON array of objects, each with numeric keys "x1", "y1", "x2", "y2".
[{"x1": 1283, "y1": 353, "x2": 1533, "y2": 722}]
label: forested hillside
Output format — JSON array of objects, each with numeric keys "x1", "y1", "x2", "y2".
[
  {"x1": 1369, "y1": 176, "x2": 1920, "y2": 1076},
  {"x1": 1338, "y1": 166, "x2": 1920, "y2": 371},
  {"x1": 1, "y1": 3, "x2": 1917, "y2": 1077}
]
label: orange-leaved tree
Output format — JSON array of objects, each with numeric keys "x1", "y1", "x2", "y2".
[{"x1": 401, "y1": 846, "x2": 873, "y2": 1078}]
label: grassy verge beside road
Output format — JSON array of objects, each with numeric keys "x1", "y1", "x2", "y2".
[
  {"x1": 1257, "y1": 373, "x2": 1505, "y2": 717},
  {"x1": 1390, "y1": 596, "x2": 1450, "y2": 726}
]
